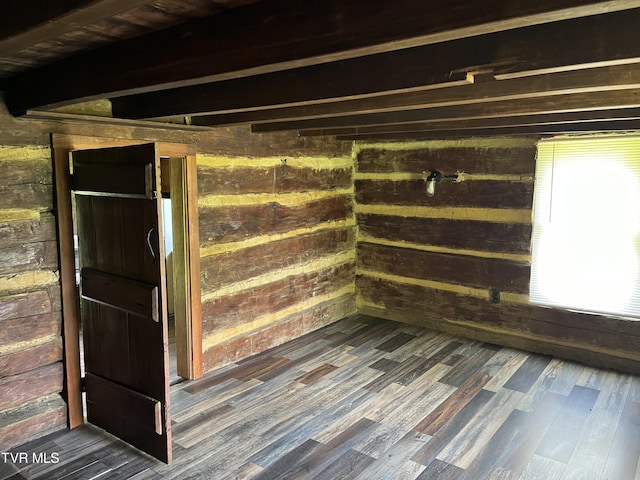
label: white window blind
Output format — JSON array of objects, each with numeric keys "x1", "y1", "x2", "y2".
[{"x1": 530, "y1": 135, "x2": 640, "y2": 319}]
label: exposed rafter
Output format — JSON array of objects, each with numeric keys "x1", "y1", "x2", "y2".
[
  {"x1": 6, "y1": 0, "x2": 640, "y2": 115},
  {"x1": 332, "y1": 119, "x2": 640, "y2": 140},
  {"x1": 251, "y1": 88, "x2": 640, "y2": 133},
  {"x1": 300, "y1": 108, "x2": 640, "y2": 137},
  {"x1": 187, "y1": 63, "x2": 640, "y2": 128},
  {"x1": 113, "y1": 9, "x2": 640, "y2": 121}
]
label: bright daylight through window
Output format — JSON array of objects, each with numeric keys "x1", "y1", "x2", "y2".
[{"x1": 530, "y1": 136, "x2": 640, "y2": 319}]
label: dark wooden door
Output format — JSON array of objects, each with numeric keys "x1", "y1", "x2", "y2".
[{"x1": 72, "y1": 143, "x2": 172, "y2": 463}]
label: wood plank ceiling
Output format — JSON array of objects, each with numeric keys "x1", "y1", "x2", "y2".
[{"x1": 1, "y1": 0, "x2": 640, "y2": 140}]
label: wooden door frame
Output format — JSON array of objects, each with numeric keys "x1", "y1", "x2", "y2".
[{"x1": 52, "y1": 134, "x2": 203, "y2": 429}]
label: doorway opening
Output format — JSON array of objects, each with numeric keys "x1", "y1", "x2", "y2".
[{"x1": 53, "y1": 135, "x2": 203, "y2": 431}]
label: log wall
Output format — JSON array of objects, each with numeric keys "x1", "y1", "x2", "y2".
[
  {"x1": 0, "y1": 97, "x2": 355, "y2": 450},
  {"x1": 197, "y1": 154, "x2": 356, "y2": 371},
  {"x1": 0, "y1": 139, "x2": 67, "y2": 450},
  {"x1": 354, "y1": 138, "x2": 640, "y2": 375}
]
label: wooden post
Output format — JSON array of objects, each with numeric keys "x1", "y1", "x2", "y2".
[{"x1": 52, "y1": 145, "x2": 83, "y2": 428}]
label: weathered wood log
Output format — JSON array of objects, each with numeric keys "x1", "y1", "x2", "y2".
[
  {"x1": 202, "y1": 262, "x2": 355, "y2": 334},
  {"x1": 197, "y1": 165, "x2": 352, "y2": 196},
  {"x1": 0, "y1": 240, "x2": 58, "y2": 275},
  {"x1": 357, "y1": 276, "x2": 640, "y2": 373},
  {"x1": 356, "y1": 146, "x2": 536, "y2": 175},
  {"x1": 0, "y1": 338, "x2": 63, "y2": 378},
  {"x1": 358, "y1": 214, "x2": 531, "y2": 255},
  {"x1": 355, "y1": 179, "x2": 534, "y2": 209},
  {"x1": 203, "y1": 294, "x2": 355, "y2": 372},
  {"x1": 200, "y1": 227, "x2": 355, "y2": 293},
  {"x1": 199, "y1": 195, "x2": 352, "y2": 245},
  {"x1": 357, "y1": 243, "x2": 530, "y2": 293},
  {"x1": 0, "y1": 362, "x2": 63, "y2": 412},
  {"x1": 0, "y1": 183, "x2": 53, "y2": 210},
  {"x1": 0, "y1": 394, "x2": 67, "y2": 451},
  {"x1": 0, "y1": 290, "x2": 51, "y2": 321},
  {"x1": 0, "y1": 157, "x2": 51, "y2": 185},
  {"x1": 0, "y1": 213, "x2": 56, "y2": 245},
  {"x1": 0, "y1": 312, "x2": 61, "y2": 346}
]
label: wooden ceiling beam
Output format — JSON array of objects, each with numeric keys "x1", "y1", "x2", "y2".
[
  {"x1": 190, "y1": 62, "x2": 640, "y2": 127},
  {"x1": 302, "y1": 108, "x2": 640, "y2": 136},
  {"x1": 0, "y1": 0, "x2": 152, "y2": 57},
  {"x1": 251, "y1": 88, "x2": 640, "y2": 132},
  {"x1": 333, "y1": 119, "x2": 640, "y2": 140},
  {"x1": 113, "y1": 9, "x2": 640, "y2": 121},
  {"x1": 6, "y1": 0, "x2": 640, "y2": 115}
]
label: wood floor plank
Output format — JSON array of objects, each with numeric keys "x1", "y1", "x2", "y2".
[
  {"x1": 535, "y1": 385, "x2": 600, "y2": 463},
  {"x1": 562, "y1": 406, "x2": 621, "y2": 480},
  {"x1": 352, "y1": 430, "x2": 430, "y2": 479},
  {"x1": 253, "y1": 439, "x2": 322, "y2": 480},
  {"x1": 435, "y1": 388, "x2": 524, "y2": 469},
  {"x1": 498, "y1": 391, "x2": 567, "y2": 477},
  {"x1": 374, "y1": 332, "x2": 417, "y2": 352},
  {"x1": 460, "y1": 408, "x2": 531, "y2": 480},
  {"x1": 519, "y1": 454, "x2": 566, "y2": 480},
  {"x1": 516, "y1": 358, "x2": 566, "y2": 413},
  {"x1": 592, "y1": 370, "x2": 633, "y2": 413},
  {"x1": 414, "y1": 371, "x2": 491, "y2": 435},
  {"x1": 503, "y1": 354, "x2": 553, "y2": 393},
  {"x1": 364, "y1": 355, "x2": 433, "y2": 392},
  {"x1": 252, "y1": 387, "x2": 376, "y2": 466},
  {"x1": 7, "y1": 316, "x2": 640, "y2": 480},
  {"x1": 546, "y1": 360, "x2": 585, "y2": 396},
  {"x1": 412, "y1": 389, "x2": 496, "y2": 466},
  {"x1": 354, "y1": 372, "x2": 455, "y2": 458},
  {"x1": 281, "y1": 418, "x2": 379, "y2": 479},
  {"x1": 294, "y1": 364, "x2": 339, "y2": 385},
  {"x1": 603, "y1": 399, "x2": 640, "y2": 480},
  {"x1": 417, "y1": 459, "x2": 465, "y2": 480},
  {"x1": 311, "y1": 448, "x2": 375, "y2": 480},
  {"x1": 484, "y1": 350, "x2": 529, "y2": 392}
]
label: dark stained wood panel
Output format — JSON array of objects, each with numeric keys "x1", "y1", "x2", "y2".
[
  {"x1": 85, "y1": 372, "x2": 163, "y2": 435},
  {"x1": 81, "y1": 268, "x2": 159, "y2": 322}
]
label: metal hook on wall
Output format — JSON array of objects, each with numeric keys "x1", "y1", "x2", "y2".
[{"x1": 423, "y1": 170, "x2": 460, "y2": 197}]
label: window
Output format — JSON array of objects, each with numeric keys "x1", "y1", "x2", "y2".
[{"x1": 530, "y1": 136, "x2": 640, "y2": 319}]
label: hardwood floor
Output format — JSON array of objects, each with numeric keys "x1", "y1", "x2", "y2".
[{"x1": 3, "y1": 315, "x2": 640, "y2": 480}]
